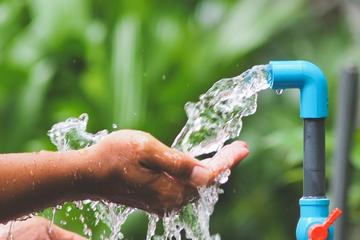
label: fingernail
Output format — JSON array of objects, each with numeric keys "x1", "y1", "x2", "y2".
[
  {"x1": 190, "y1": 166, "x2": 210, "y2": 186},
  {"x1": 236, "y1": 141, "x2": 248, "y2": 148}
]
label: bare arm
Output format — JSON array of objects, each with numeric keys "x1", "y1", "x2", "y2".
[
  {"x1": 0, "y1": 217, "x2": 86, "y2": 240},
  {"x1": 0, "y1": 149, "x2": 95, "y2": 223},
  {"x1": 0, "y1": 130, "x2": 249, "y2": 223}
]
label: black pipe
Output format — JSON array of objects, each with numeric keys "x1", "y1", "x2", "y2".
[
  {"x1": 303, "y1": 118, "x2": 326, "y2": 197},
  {"x1": 331, "y1": 66, "x2": 358, "y2": 240}
]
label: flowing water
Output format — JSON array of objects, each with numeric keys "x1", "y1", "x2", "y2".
[
  {"x1": 6, "y1": 64, "x2": 270, "y2": 239},
  {"x1": 172, "y1": 64, "x2": 270, "y2": 156},
  {"x1": 163, "y1": 64, "x2": 270, "y2": 239}
]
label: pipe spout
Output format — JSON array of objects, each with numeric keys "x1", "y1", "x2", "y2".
[{"x1": 268, "y1": 60, "x2": 328, "y2": 118}]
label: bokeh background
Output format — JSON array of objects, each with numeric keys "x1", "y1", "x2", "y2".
[{"x1": 0, "y1": 0, "x2": 360, "y2": 239}]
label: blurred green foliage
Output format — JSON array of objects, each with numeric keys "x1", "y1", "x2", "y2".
[{"x1": 0, "y1": 0, "x2": 360, "y2": 239}]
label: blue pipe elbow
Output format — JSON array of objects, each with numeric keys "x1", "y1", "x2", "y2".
[{"x1": 268, "y1": 61, "x2": 328, "y2": 118}]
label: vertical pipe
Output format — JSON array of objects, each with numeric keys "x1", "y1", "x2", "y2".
[
  {"x1": 331, "y1": 66, "x2": 358, "y2": 240},
  {"x1": 303, "y1": 118, "x2": 326, "y2": 197}
]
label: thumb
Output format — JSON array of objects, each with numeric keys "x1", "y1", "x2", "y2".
[{"x1": 202, "y1": 141, "x2": 249, "y2": 184}]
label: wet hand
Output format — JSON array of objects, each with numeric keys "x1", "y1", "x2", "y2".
[
  {"x1": 0, "y1": 217, "x2": 86, "y2": 240},
  {"x1": 88, "y1": 130, "x2": 249, "y2": 215}
]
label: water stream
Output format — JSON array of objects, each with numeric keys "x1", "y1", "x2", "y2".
[{"x1": 6, "y1": 64, "x2": 271, "y2": 239}]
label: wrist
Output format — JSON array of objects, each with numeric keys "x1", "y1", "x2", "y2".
[
  {"x1": 51, "y1": 149, "x2": 99, "y2": 200},
  {"x1": 72, "y1": 144, "x2": 115, "y2": 199}
]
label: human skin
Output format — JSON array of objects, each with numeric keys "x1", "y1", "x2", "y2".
[
  {"x1": 0, "y1": 217, "x2": 86, "y2": 240},
  {"x1": 0, "y1": 130, "x2": 249, "y2": 224}
]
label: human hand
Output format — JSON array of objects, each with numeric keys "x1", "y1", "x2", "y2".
[
  {"x1": 86, "y1": 130, "x2": 249, "y2": 215},
  {"x1": 0, "y1": 217, "x2": 85, "y2": 240}
]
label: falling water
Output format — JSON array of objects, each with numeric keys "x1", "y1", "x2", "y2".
[
  {"x1": 7, "y1": 221, "x2": 14, "y2": 240},
  {"x1": 172, "y1": 64, "x2": 270, "y2": 156},
  {"x1": 8, "y1": 64, "x2": 271, "y2": 239},
  {"x1": 47, "y1": 113, "x2": 132, "y2": 240},
  {"x1": 160, "y1": 64, "x2": 270, "y2": 239}
]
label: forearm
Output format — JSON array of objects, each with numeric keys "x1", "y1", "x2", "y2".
[{"x1": 0, "y1": 149, "x2": 95, "y2": 223}]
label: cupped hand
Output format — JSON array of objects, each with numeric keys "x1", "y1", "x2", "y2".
[
  {"x1": 0, "y1": 217, "x2": 85, "y2": 240},
  {"x1": 88, "y1": 130, "x2": 249, "y2": 215}
]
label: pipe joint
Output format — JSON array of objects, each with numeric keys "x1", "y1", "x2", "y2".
[
  {"x1": 268, "y1": 60, "x2": 328, "y2": 118},
  {"x1": 296, "y1": 198, "x2": 334, "y2": 240}
]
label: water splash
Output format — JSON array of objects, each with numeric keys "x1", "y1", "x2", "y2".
[
  {"x1": 172, "y1": 65, "x2": 270, "y2": 157},
  {"x1": 146, "y1": 214, "x2": 159, "y2": 240},
  {"x1": 41, "y1": 64, "x2": 269, "y2": 239},
  {"x1": 156, "y1": 64, "x2": 270, "y2": 239},
  {"x1": 7, "y1": 221, "x2": 14, "y2": 240},
  {"x1": 47, "y1": 114, "x2": 132, "y2": 240},
  {"x1": 275, "y1": 89, "x2": 283, "y2": 95},
  {"x1": 48, "y1": 113, "x2": 108, "y2": 152},
  {"x1": 97, "y1": 203, "x2": 134, "y2": 240}
]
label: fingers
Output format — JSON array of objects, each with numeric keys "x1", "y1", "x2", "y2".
[
  {"x1": 145, "y1": 139, "x2": 248, "y2": 187},
  {"x1": 209, "y1": 141, "x2": 249, "y2": 181},
  {"x1": 50, "y1": 224, "x2": 87, "y2": 240},
  {"x1": 199, "y1": 141, "x2": 249, "y2": 185},
  {"x1": 148, "y1": 173, "x2": 198, "y2": 213},
  {"x1": 3, "y1": 217, "x2": 87, "y2": 240},
  {"x1": 208, "y1": 141, "x2": 248, "y2": 170},
  {"x1": 144, "y1": 140, "x2": 207, "y2": 187}
]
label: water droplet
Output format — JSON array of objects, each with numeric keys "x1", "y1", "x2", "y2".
[
  {"x1": 75, "y1": 201, "x2": 84, "y2": 210},
  {"x1": 49, "y1": 207, "x2": 57, "y2": 234},
  {"x1": 146, "y1": 214, "x2": 159, "y2": 240},
  {"x1": 60, "y1": 220, "x2": 67, "y2": 225},
  {"x1": 7, "y1": 221, "x2": 14, "y2": 240},
  {"x1": 112, "y1": 123, "x2": 118, "y2": 129},
  {"x1": 275, "y1": 89, "x2": 284, "y2": 95},
  {"x1": 217, "y1": 169, "x2": 231, "y2": 184},
  {"x1": 66, "y1": 206, "x2": 72, "y2": 212},
  {"x1": 83, "y1": 223, "x2": 92, "y2": 237},
  {"x1": 79, "y1": 214, "x2": 85, "y2": 223},
  {"x1": 162, "y1": 74, "x2": 166, "y2": 80},
  {"x1": 79, "y1": 113, "x2": 89, "y2": 122}
]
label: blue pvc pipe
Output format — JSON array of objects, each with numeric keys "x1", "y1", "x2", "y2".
[
  {"x1": 268, "y1": 61, "x2": 333, "y2": 239},
  {"x1": 268, "y1": 60, "x2": 328, "y2": 118}
]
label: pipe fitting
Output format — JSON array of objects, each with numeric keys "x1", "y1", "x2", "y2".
[
  {"x1": 268, "y1": 60, "x2": 328, "y2": 118},
  {"x1": 296, "y1": 198, "x2": 334, "y2": 240}
]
